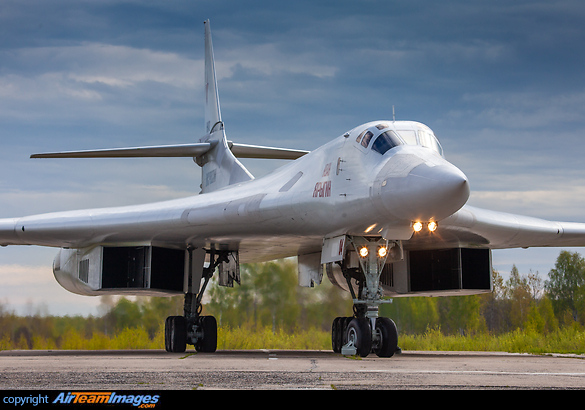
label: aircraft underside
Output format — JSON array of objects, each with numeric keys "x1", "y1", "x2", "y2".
[{"x1": 48, "y1": 229, "x2": 493, "y2": 357}]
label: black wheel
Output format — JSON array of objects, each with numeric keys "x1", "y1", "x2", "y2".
[
  {"x1": 346, "y1": 318, "x2": 372, "y2": 357},
  {"x1": 165, "y1": 316, "x2": 186, "y2": 353},
  {"x1": 373, "y1": 317, "x2": 398, "y2": 358},
  {"x1": 195, "y1": 316, "x2": 217, "y2": 353},
  {"x1": 341, "y1": 317, "x2": 352, "y2": 346},
  {"x1": 332, "y1": 317, "x2": 342, "y2": 353}
]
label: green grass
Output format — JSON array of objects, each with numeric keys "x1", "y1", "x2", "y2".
[
  {"x1": 218, "y1": 325, "x2": 585, "y2": 355},
  {"x1": 399, "y1": 326, "x2": 585, "y2": 355},
  {"x1": 2, "y1": 324, "x2": 584, "y2": 355},
  {"x1": 217, "y1": 325, "x2": 331, "y2": 350}
]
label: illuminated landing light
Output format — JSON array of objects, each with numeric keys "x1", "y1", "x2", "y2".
[
  {"x1": 412, "y1": 221, "x2": 423, "y2": 232},
  {"x1": 359, "y1": 247, "x2": 369, "y2": 258},
  {"x1": 428, "y1": 221, "x2": 438, "y2": 232},
  {"x1": 378, "y1": 246, "x2": 388, "y2": 258}
]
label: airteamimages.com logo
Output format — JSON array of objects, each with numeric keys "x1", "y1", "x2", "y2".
[{"x1": 3, "y1": 392, "x2": 160, "y2": 408}]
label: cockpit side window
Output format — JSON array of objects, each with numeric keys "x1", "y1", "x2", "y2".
[
  {"x1": 356, "y1": 129, "x2": 367, "y2": 144},
  {"x1": 430, "y1": 135, "x2": 443, "y2": 156},
  {"x1": 417, "y1": 130, "x2": 431, "y2": 149},
  {"x1": 360, "y1": 131, "x2": 374, "y2": 148},
  {"x1": 371, "y1": 130, "x2": 402, "y2": 155},
  {"x1": 417, "y1": 130, "x2": 444, "y2": 156}
]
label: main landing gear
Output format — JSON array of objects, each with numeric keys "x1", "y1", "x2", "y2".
[
  {"x1": 330, "y1": 236, "x2": 400, "y2": 358},
  {"x1": 165, "y1": 249, "x2": 227, "y2": 353}
]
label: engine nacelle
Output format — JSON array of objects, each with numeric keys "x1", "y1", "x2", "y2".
[
  {"x1": 53, "y1": 245, "x2": 186, "y2": 296},
  {"x1": 326, "y1": 245, "x2": 492, "y2": 297}
]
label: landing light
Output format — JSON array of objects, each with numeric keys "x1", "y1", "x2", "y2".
[
  {"x1": 413, "y1": 221, "x2": 438, "y2": 233},
  {"x1": 412, "y1": 221, "x2": 423, "y2": 232},
  {"x1": 378, "y1": 246, "x2": 388, "y2": 258},
  {"x1": 359, "y1": 247, "x2": 369, "y2": 258}
]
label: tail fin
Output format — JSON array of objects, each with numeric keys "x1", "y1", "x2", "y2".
[
  {"x1": 198, "y1": 20, "x2": 253, "y2": 193},
  {"x1": 31, "y1": 20, "x2": 306, "y2": 194},
  {"x1": 204, "y1": 20, "x2": 221, "y2": 135}
]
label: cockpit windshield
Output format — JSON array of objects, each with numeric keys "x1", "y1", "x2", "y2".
[
  {"x1": 397, "y1": 128, "x2": 443, "y2": 157},
  {"x1": 354, "y1": 122, "x2": 444, "y2": 157},
  {"x1": 371, "y1": 130, "x2": 402, "y2": 155}
]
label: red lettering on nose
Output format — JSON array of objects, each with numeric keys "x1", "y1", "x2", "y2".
[
  {"x1": 313, "y1": 182, "x2": 321, "y2": 197},
  {"x1": 312, "y1": 181, "x2": 332, "y2": 197}
]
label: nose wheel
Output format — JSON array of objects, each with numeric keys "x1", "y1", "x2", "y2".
[
  {"x1": 346, "y1": 318, "x2": 372, "y2": 357},
  {"x1": 372, "y1": 317, "x2": 398, "y2": 357},
  {"x1": 333, "y1": 316, "x2": 398, "y2": 358}
]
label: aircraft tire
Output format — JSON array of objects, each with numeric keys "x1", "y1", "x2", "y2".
[
  {"x1": 195, "y1": 315, "x2": 217, "y2": 353},
  {"x1": 341, "y1": 317, "x2": 353, "y2": 345},
  {"x1": 346, "y1": 317, "x2": 372, "y2": 357},
  {"x1": 165, "y1": 316, "x2": 187, "y2": 353},
  {"x1": 332, "y1": 317, "x2": 343, "y2": 353},
  {"x1": 373, "y1": 317, "x2": 398, "y2": 358}
]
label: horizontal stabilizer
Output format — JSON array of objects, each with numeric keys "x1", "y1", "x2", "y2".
[
  {"x1": 31, "y1": 143, "x2": 212, "y2": 159},
  {"x1": 229, "y1": 142, "x2": 308, "y2": 160},
  {"x1": 31, "y1": 142, "x2": 309, "y2": 160}
]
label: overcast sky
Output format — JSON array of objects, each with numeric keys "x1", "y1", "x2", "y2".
[{"x1": 1, "y1": 0, "x2": 585, "y2": 315}]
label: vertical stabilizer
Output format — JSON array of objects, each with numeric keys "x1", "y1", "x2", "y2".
[
  {"x1": 204, "y1": 20, "x2": 221, "y2": 135},
  {"x1": 199, "y1": 20, "x2": 253, "y2": 193}
]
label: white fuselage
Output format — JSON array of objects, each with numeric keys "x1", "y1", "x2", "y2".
[{"x1": 0, "y1": 120, "x2": 469, "y2": 263}]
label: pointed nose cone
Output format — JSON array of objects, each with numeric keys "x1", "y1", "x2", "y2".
[{"x1": 379, "y1": 160, "x2": 470, "y2": 222}]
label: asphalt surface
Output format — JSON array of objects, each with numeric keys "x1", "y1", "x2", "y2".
[{"x1": 1, "y1": 349, "x2": 584, "y2": 390}]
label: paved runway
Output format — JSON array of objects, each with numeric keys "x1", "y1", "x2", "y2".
[{"x1": 1, "y1": 349, "x2": 584, "y2": 390}]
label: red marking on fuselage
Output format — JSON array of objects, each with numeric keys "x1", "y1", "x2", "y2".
[{"x1": 313, "y1": 180, "x2": 331, "y2": 198}]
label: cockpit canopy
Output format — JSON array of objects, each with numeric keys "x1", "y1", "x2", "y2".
[{"x1": 354, "y1": 121, "x2": 443, "y2": 157}]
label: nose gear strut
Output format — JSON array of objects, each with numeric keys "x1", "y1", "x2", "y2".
[{"x1": 331, "y1": 236, "x2": 399, "y2": 358}]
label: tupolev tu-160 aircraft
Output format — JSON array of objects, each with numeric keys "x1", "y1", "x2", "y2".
[{"x1": 2, "y1": 20, "x2": 585, "y2": 357}]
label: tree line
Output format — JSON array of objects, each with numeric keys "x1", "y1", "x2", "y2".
[
  {"x1": 207, "y1": 250, "x2": 585, "y2": 337},
  {"x1": 1, "y1": 250, "x2": 585, "y2": 350}
]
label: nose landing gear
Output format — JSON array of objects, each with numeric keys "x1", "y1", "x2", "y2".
[{"x1": 330, "y1": 236, "x2": 400, "y2": 358}]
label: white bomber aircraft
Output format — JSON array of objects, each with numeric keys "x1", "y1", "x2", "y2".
[{"x1": 2, "y1": 20, "x2": 585, "y2": 357}]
